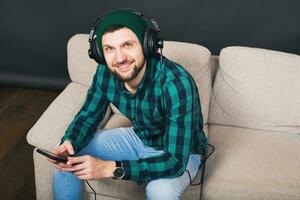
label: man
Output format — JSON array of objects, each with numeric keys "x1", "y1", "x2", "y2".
[{"x1": 50, "y1": 9, "x2": 207, "y2": 199}]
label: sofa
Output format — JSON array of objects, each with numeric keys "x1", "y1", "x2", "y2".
[{"x1": 26, "y1": 34, "x2": 300, "y2": 199}]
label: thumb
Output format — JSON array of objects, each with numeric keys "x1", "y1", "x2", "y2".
[{"x1": 65, "y1": 141, "x2": 75, "y2": 155}]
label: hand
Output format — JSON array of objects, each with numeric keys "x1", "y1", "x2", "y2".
[
  {"x1": 48, "y1": 140, "x2": 75, "y2": 170},
  {"x1": 61, "y1": 155, "x2": 116, "y2": 180}
]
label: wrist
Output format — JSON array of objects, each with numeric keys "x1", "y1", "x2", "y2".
[
  {"x1": 107, "y1": 160, "x2": 116, "y2": 178},
  {"x1": 113, "y1": 161, "x2": 125, "y2": 179}
]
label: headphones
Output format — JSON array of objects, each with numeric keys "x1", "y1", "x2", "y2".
[{"x1": 88, "y1": 8, "x2": 164, "y2": 64}]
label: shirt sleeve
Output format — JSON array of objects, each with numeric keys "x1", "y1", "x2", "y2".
[
  {"x1": 61, "y1": 66, "x2": 110, "y2": 152},
  {"x1": 121, "y1": 76, "x2": 197, "y2": 184}
]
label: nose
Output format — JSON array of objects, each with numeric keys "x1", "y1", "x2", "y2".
[{"x1": 115, "y1": 48, "x2": 126, "y2": 63}]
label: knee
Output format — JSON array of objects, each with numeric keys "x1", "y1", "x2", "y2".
[
  {"x1": 53, "y1": 169, "x2": 80, "y2": 184},
  {"x1": 146, "y1": 179, "x2": 181, "y2": 200},
  {"x1": 53, "y1": 168, "x2": 72, "y2": 178},
  {"x1": 52, "y1": 169, "x2": 82, "y2": 200}
]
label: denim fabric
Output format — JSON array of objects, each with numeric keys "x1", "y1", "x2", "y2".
[{"x1": 53, "y1": 127, "x2": 201, "y2": 200}]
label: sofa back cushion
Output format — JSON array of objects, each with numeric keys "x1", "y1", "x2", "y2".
[
  {"x1": 67, "y1": 34, "x2": 212, "y2": 124},
  {"x1": 209, "y1": 46, "x2": 300, "y2": 133}
]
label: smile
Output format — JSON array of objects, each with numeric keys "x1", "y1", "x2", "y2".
[{"x1": 117, "y1": 62, "x2": 133, "y2": 72}]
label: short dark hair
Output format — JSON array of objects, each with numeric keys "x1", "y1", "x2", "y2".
[{"x1": 103, "y1": 24, "x2": 125, "y2": 35}]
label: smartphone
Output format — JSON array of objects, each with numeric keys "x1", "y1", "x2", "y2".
[{"x1": 36, "y1": 148, "x2": 68, "y2": 163}]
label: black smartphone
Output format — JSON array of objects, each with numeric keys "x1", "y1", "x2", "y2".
[{"x1": 36, "y1": 148, "x2": 68, "y2": 163}]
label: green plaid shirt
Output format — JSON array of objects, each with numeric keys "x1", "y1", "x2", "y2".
[{"x1": 62, "y1": 55, "x2": 207, "y2": 184}]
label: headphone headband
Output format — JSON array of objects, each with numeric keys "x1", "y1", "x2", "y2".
[{"x1": 89, "y1": 8, "x2": 161, "y2": 42}]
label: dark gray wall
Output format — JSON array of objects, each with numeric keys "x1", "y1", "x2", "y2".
[{"x1": 1, "y1": 0, "x2": 299, "y2": 90}]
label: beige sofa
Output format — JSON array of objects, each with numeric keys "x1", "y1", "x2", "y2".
[{"x1": 26, "y1": 34, "x2": 300, "y2": 199}]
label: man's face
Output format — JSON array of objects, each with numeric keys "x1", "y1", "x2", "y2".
[{"x1": 102, "y1": 27, "x2": 146, "y2": 82}]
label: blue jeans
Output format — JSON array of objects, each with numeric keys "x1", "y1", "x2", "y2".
[{"x1": 53, "y1": 127, "x2": 201, "y2": 200}]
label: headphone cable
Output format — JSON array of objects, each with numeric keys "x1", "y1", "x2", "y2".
[
  {"x1": 186, "y1": 143, "x2": 215, "y2": 185},
  {"x1": 86, "y1": 180, "x2": 96, "y2": 200},
  {"x1": 185, "y1": 143, "x2": 215, "y2": 200}
]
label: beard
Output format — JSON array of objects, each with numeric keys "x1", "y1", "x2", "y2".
[{"x1": 110, "y1": 59, "x2": 145, "y2": 82}]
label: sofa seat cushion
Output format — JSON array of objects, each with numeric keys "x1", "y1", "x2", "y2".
[
  {"x1": 209, "y1": 46, "x2": 300, "y2": 133},
  {"x1": 103, "y1": 113, "x2": 132, "y2": 128},
  {"x1": 203, "y1": 125, "x2": 300, "y2": 200}
]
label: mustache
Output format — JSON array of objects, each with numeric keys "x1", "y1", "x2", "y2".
[{"x1": 113, "y1": 59, "x2": 134, "y2": 67}]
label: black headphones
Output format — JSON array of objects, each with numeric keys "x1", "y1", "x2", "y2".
[{"x1": 88, "y1": 8, "x2": 164, "y2": 64}]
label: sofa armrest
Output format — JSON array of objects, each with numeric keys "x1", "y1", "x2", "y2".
[
  {"x1": 26, "y1": 82, "x2": 111, "y2": 151},
  {"x1": 67, "y1": 34, "x2": 98, "y2": 86}
]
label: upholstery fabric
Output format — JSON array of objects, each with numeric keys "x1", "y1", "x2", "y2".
[
  {"x1": 27, "y1": 82, "x2": 111, "y2": 150},
  {"x1": 203, "y1": 125, "x2": 300, "y2": 200},
  {"x1": 28, "y1": 37, "x2": 300, "y2": 200},
  {"x1": 209, "y1": 46, "x2": 300, "y2": 133}
]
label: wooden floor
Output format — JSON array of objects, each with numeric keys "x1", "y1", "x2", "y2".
[{"x1": 0, "y1": 86, "x2": 60, "y2": 200}]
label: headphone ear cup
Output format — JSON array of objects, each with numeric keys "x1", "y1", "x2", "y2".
[
  {"x1": 89, "y1": 38, "x2": 106, "y2": 64},
  {"x1": 143, "y1": 28, "x2": 158, "y2": 58}
]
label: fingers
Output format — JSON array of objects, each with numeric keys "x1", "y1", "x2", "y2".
[
  {"x1": 61, "y1": 156, "x2": 92, "y2": 180},
  {"x1": 59, "y1": 156, "x2": 108, "y2": 180},
  {"x1": 48, "y1": 140, "x2": 75, "y2": 168},
  {"x1": 62, "y1": 162, "x2": 86, "y2": 173},
  {"x1": 51, "y1": 140, "x2": 74, "y2": 158},
  {"x1": 59, "y1": 156, "x2": 89, "y2": 172},
  {"x1": 68, "y1": 167, "x2": 92, "y2": 180},
  {"x1": 73, "y1": 168, "x2": 87, "y2": 176},
  {"x1": 67, "y1": 155, "x2": 89, "y2": 165},
  {"x1": 54, "y1": 144, "x2": 65, "y2": 154},
  {"x1": 51, "y1": 146, "x2": 66, "y2": 158},
  {"x1": 77, "y1": 174, "x2": 91, "y2": 180},
  {"x1": 64, "y1": 141, "x2": 75, "y2": 155},
  {"x1": 53, "y1": 161, "x2": 70, "y2": 170},
  {"x1": 49, "y1": 158, "x2": 71, "y2": 171}
]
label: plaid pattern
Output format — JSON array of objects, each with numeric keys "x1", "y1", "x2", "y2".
[{"x1": 61, "y1": 55, "x2": 207, "y2": 184}]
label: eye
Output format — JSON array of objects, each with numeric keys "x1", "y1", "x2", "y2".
[
  {"x1": 104, "y1": 46, "x2": 114, "y2": 53},
  {"x1": 106, "y1": 47, "x2": 113, "y2": 52},
  {"x1": 124, "y1": 42, "x2": 133, "y2": 48}
]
